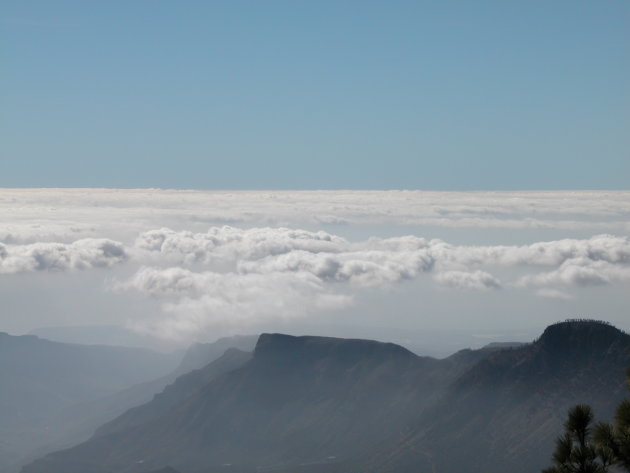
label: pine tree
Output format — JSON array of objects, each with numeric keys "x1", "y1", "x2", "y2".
[
  {"x1": 542, "y1": 405, "x2": 613, "y2": 473},
  {"x1": 594, "y1": 369, "x2": 630, "y2": 471}
]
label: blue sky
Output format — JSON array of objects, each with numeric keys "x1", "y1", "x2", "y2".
[{"x1": 2, "y1": 1, "x2": 629, "y2": 189}]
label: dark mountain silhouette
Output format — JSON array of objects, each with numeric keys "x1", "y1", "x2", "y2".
[
  {"x1": 362, "y1": 320, "x2": 630, "y2": 473},
  {"x1": 20, "y1": 321, "x2": 629, "y2": 473},
  {"x1": 20, "y1": 334, "x2": 499, "y2": 473},
  {"x1": 479, "y1": 341, "x2": 526, "y2": 350}
]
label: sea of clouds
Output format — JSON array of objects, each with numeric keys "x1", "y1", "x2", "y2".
[{"x1": 1, "y1": 189, "x2": 629, "y2": 340}]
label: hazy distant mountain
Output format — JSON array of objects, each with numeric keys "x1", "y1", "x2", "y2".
[
  {"x1": 44, "y1": 335, "x2": 258, "y2": 444},
  {"x1": 0, "y1": 332, "x2": 181, "y2": 472},
  {"x1": 28, "y1": 325, "x2": 183, "y2": 352},
  {"x1": 3, "y1": 334, "x2": 257, "y2": 473},
  {"x1": 173, "y1": 335, "x2": 258, "y2": 376},
  {"x1": 0, "y1": 332, "x2": 180, "y2": 428},
  {"x1": 21, "y1": 321, "x2": 629, "y2": 473}
]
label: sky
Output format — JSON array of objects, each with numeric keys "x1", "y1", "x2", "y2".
[
  {"x1": 2, "y1": 0, "x2": 629, "y2": 189},
  {"x1": 1, "y1": 3, "x2": 629, "y2": 355}
]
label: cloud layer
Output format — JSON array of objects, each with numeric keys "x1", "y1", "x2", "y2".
[
  {"x1": 2, "y1": 221, "x2": 629, "y2": 338},
  {"x1": 117, "y1": 266, "x2": 352, "y2": 340},
  {"x1": 2, "y1": 189, "x2": 629, "y2": 340},
  {"x1": 0, "y1": 239, "x2": 127, "y2": 274},
  {"x1": 132, "y1": 226, "x2": 630, "y2": 285},
  {"x1": 434, "y1": 270, "x2": 501, "y2": 291},
  {"x1": 112, "y1": 227, "x2": 630, "y2": 339},
  {"x1": 2, "y1": 189, "x2": 630, "y2": 245}
]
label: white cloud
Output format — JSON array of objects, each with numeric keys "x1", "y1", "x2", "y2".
[
  {"x1": 1, "y1": 221, "x2": 627, "y2": 337},
  {"x1": 0, "y1": 239, "x2": 127, "y2": 274},
  {"x1": 1, "y1": 191, "x2": 629, "y2": 339},
  {"x1": 131, "y1": 227, "x2": 630, "y2": 287},
  {"x1": 133, "y1": 226, "x2": 345, "y2": 266},
  {"x1": 113, "y1": 227, "x2": 629, "y2": 338},
  {"x1": 237, "y1": 248, "x2": 435, "y2": 286},
  {"x1": 0, "y1": 223, "x2": 98, "y2": 244},
  {"x1": 518, "y1": 257, "x2": 630, "y2": 288},
  {"x1": 117, "y1": 266, "x2": 352, "y2": 340},
  {"x1": 434, "y1": 270, "x2": 501, "y2": 291},
  {"x1": 2, "y1": 189, "x2": 630, "y2": 244},
  {"x1": 432, "y1": 234, "x2": 630, "y2": 268},
  {"x1": 536, "y1": 288, "x2": 573, "y2": 300},
  {"x1": 133, "y1": 227, "x2": 438, "y2": 286},
  {"x1": 2, "y1": 188, "x2": 629, "y2": 342}
]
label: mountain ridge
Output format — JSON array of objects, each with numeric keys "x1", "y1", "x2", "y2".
[
  {"x1": 21, "y1": 320, "x2": 630, "y2": 473},
  {"x1": 362, "y1": 320, "x2": 630, "y2": 473}
]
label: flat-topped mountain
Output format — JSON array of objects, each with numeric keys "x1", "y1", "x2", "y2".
[
  {"x1": 21, "y1": 321, "x2": 630, "y2": 473},
  {"x1": 537, "y1": 319, "x2": 627, "y2": 357},
  {"x1": 253, "y1": 332, "x2": 415, "y2": 358}
]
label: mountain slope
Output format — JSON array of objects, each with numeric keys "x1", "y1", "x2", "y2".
[
  {"x1": 93, "y1": 347, "x2": 252, "y2": 438},
  {"x1": 23, "y1": 334, "x2": 468, "y2": 473},
  {"x1": 364, "y1": 320, "x2": 630, "y2": 473},
  {"x1": 49, "y1": 335, "x2": 258, "y2": 444},
  {"x1": 22, "y1": 322, "x2": 628, "y2": 473},
  {"x1": 8, "y1": 335, "x2": 257, "y2": 473}
]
